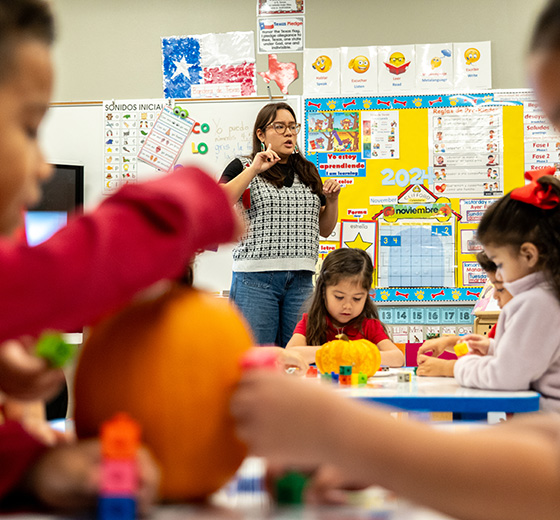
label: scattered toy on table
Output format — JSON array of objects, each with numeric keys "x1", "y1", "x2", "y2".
[
  {"x1": 397, "y1": 372, "x2": 411, "y2": 383},
  {"x1": 305, "y1": 366, "x2": 318, "y2": 378}
]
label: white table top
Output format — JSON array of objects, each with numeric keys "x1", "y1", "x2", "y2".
[{"x1": 319, "y1": 368, "x2": 540, "y2": 414}]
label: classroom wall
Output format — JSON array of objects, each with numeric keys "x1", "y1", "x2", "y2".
[{"x1": 50, "y1": 0, "x2": 548, "y2": 102}]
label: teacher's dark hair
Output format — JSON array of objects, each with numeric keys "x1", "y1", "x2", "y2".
[{"x1": 250, "y1": 102, "x2": 323, "y2": 196}]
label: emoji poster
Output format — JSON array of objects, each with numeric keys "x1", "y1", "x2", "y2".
[
  {"x1": 377, "y1": 45, "x2": 416, "y2": 92},
  {"x1": 303, "y1": 48, "x2": 340, "y2": 94},
  {"x1": 454, "y1": 41, "x2": 491, "y2": 90},
  {"x1": 340, "y1": 46, "x2": 378, "y2": 94},
  {"x1": 416, "y1": 43, "x2": 454, "y2": 90}
]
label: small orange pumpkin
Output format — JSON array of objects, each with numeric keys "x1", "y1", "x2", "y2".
[
  {"x1": 74, "y1": 286, "x2": 253, "y2": 501},
  {"x1": 315, "y1": 334, "x2": 381, "y2": 376}
]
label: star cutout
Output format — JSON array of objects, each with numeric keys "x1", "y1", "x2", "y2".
[
  {"x1": 171, "y1": 56, "x2": 194, "y2": 81},
  {"x1": 344, "y1": 232, "x2": 373, "y2": 252}
]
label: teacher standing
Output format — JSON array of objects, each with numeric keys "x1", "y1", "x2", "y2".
[{"x1": 220, "y1": 102, "x2": 340, "y2": 347}]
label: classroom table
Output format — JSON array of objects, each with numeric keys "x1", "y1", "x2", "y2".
[{"x1": 331, "y1": 368, "x2": 540, "y2": 419}]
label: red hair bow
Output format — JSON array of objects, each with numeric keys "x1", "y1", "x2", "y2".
[{"x1": 510, "y1": 167, "x2": 560, "y2": 209}]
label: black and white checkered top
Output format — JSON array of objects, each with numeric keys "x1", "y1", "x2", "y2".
[{"x1": 221, "y1": 158, "x2": 323, "y2": 273}]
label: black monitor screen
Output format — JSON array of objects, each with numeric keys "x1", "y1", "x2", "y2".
[
  {"x1": 24, "y1": 164, "x2": 85, "y2": 339},
  {"x1": 25, "y1": 164, "x2": 84, "y2": 245}
]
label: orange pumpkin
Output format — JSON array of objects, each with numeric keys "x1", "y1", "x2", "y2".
[
  {"x1": 315, "y1": 334, "x2": 381, "y2": 376},
  {"x1": 74, "y1": 286, "x2": 253, "y2": 501}
]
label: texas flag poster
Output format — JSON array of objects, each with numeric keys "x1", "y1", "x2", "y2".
[{"x1": 161, "y1": 31, "x2": 257, "y2": 99}]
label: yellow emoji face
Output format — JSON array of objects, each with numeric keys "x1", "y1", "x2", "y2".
[
  {"x1": 431, "y1": 57, "x2": 441, "y2": 69},
  {"x1": 464, "y1": 48, "x2": 480, "y2": 65},
  {"x1": 312, "y1": 55, "x2": 332, "y2": 73},
  {"x1": 348, "y1": 55, "x2": 370, "y2": 74},
  {"x1": 389, "y1": 52, "x2": 405, "y2": 66}
]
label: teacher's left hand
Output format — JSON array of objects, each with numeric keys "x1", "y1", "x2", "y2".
[{"x1": 323, "y1": 179, "x2": 341, "y2": 201}]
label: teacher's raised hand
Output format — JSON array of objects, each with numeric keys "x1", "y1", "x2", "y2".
[
  {"x1": 323, "y1": 178, "x2": 341, "y2": 201},
  {"x1": 252, "y1": 143, "x2": 281, "y2": 174}
]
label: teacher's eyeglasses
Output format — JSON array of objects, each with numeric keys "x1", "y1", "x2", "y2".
[{"x1": 266, "y1": 122, "x2": 302, "y2": 134}]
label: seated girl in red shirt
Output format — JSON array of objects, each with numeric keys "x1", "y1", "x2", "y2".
[{"x1": 287, "y1": 248, "x2": 404, "y2": 367}]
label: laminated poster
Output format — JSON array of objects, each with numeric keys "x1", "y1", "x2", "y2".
[
  {"x1": 103, "y1": 99, "x2": 165, "y2": 194},
  {"x1": 340, "y1": 46, "x2": 378, "y2": 94},
  {"x1": 257, "y1": 0, "x2": 304, "y2": 15},
  {"x1": 361, "y1": 110, "x2": 399, "y2": 160},
  {"x1": 415, "y1": 43, "x2": 453, "y2": 90},
  {"x1": 303, "y1": 48, "x2": 340, "y2": 95},
  {"x1": 137, "y1": 105, "x2": 195, "y2": 172},
  {"x1": 257, "y1": 16, "x2": 304, "y2": 54},
  {"x1": 454, "y1": 41, "x2": 491, "y2": 90},
  {"x1": 429, "y1": 106, "x2": 503, "y2": 198},
  {"x1": 523, "y1": 99, "x2": 560, "y2": 173},
  {"x1": 162, "y1": 32, "x2": 256, "y2": 99},
  {"x1": 377, "y1": 45, "x2": 416, "y2": 93}
]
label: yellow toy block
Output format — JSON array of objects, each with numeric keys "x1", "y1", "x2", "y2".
[{"x1": 454, "y1": 341, "x2": 469, "y2": 357}]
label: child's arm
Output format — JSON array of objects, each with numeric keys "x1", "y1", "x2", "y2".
[
  {"x1": 286, "y1": 334, "x2": 321, "y2": 365},
  {"x1": 377, "y1": 339, "x2": 404, "y2": 367},
  {"x1": 0, "y1": 167, "x2": 239, "y2": 343},
  {"x1": 417, "y1": 335, "x2": 460, "y2": 359},
  {"x1": 231, "y1": 371, "x2": 560, "y2": 520},
  {"x1": 253, "y1": 346, "x2": 309, "y2": 374},
  {"x1": 416, "y1": 355, "x2": 456, "y2": 377}
]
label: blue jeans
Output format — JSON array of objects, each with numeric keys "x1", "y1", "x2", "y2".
[{"x1": 230, "y1": 271, "x2": 314, "y2": 348}]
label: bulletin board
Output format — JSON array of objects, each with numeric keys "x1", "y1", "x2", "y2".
[{"x1": 304, "y1": 93, "x2": 525, "y2": 304}]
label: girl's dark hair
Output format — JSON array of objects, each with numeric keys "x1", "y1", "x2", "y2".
[
  {"x1": 476, "y1": 251, "x2": 497, "y2": 274},
  {"x1": 530, "y1": 0, "x2": 560, "y2": 53},
  {"x1": 250, "y1": 102, "x2": 323, "y2": 196},
  {"x1": 306, "y1": 248, "x2": 388, "y2": 346},
  {"x1": 0, "y1": 0, "x2": 54, "y2": 78},
  {"x1": 476, "y1": 175, "x2": 560, "y2": 299}
]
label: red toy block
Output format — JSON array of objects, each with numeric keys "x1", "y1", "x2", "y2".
[
  {"x1": 100, "y1": 459, "x2": 138, "y2": 495},
  {"x1": 101, "y1": 413, "x2": 141, "y2": 460},
  {"x1": 339, "y1": 374, "x2": 352, "y2": 386},
  {"x1": 305, "y1": 366, "x2": 318, "y2": 378}
]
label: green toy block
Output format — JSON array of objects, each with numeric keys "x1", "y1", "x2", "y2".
[
  {"x1": 35, "y1": 332, "x2": 76, "y2": 368},
  {"x1": 358, "y1": 372, "x2": 368, "y2": 385},
  {"x1": 274, "y1": 471, "x2": 309, "y2": 504},
  {"x1": 339, "y1": 365, "x2": 352, "y2": 375}
]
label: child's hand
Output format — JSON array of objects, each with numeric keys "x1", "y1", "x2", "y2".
[
  {"x1": 0, "y1": 338, "x2": 65, "y2": 400},
  {"x1": 26, "y1": 439, "x2": 161, "y2": 514},
  {"x1": 462, "y1": 334, "x2": 491, "y2": 356},
  {"x1": 417, "y1": 336, "x2": 455, "y2": 361},
  {"x1": 275, "y1": 348, "x2": 309, "y2": 375},
  {"x1": 4, "y1": 398, "x2": 68, "y2": 446},
  {"x1": 231, "y1": 370, "x2": 333, "y2": 467},
  {"x1": 416, "y1": 355, "x2": 456, "y2": 377}
]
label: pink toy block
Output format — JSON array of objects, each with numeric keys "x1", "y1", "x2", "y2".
[
  {"x1": 240, "y1": 349, "x2": 278, "y2": 370},
  {"x1": 100, "y1": 459, "x2": 138, "y2": 495}
]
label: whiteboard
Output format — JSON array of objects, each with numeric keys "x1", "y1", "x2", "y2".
[{"x1": 39, "y1": 96, "x2": 302, "y2": 292}]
